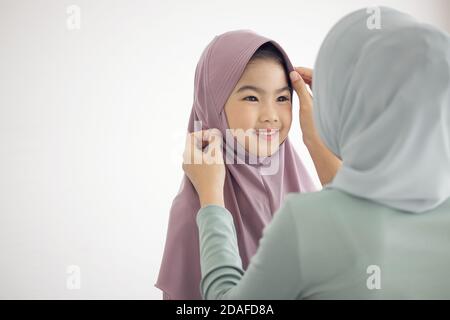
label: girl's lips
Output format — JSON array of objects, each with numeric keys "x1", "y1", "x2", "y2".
[{"x1": 255, "y1": 129, "x2": 280, "y2": 141}]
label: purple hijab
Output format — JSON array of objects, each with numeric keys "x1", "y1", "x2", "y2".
[{"x1": 155, "y1": 30, "x2": 318, "y2": 299}]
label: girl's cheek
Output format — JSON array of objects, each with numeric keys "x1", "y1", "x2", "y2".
[
  {"x1": 281, "y1": 107, "x2": 293, "y2": 127},
  {"x1": 240, "y1": 109, "x2": 259, "y2": 130}
]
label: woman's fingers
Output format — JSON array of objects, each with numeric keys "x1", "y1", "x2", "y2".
[
  {"x1": 182, "y1": 128, "x2": 226, "y2": 207},
  {"x1": 289, "y1": 70, "x2": 317, "y2": 146},
  {"x1": 203, "y1": 129, "x2": 224, "y2": 164},
  {"x1": 289, "y1": 71, "x2": 312, "y2": 105},
  {"x1": 294, "y1": 67, "x2": 313, "y2": 87},
  {"x1": 183, "y1": 129, "x2": 223, "y2": 164},
  {"x1": 183, "y1": 131, "x2": 199, "y2": 164},
  {"x1": 294, "y1": 66, "x2": 312, "y2": 77},
  {"x1": 204, "y1": 128, "x2": 222, "y2": 144}
]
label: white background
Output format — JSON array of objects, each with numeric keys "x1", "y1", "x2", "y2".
[{"x1": 0, "y1": 0, "x2": 449, "y2": 299}]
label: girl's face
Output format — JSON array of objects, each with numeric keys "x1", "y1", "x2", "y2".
[{"x1": 224, "y1": 58, "x2": 292, "y2": 157}]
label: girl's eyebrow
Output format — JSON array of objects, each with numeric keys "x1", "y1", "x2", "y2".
[{"x1": 236, "y1": 85, "x2": 291, "y2": 94}]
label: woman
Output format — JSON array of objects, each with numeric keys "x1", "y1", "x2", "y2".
[
  {"x1": 183, "y1": 7, "x2": 450, "y2": 299},
  {"x1": 155, "y1": 30, "x2": 340, "y2": 299}
]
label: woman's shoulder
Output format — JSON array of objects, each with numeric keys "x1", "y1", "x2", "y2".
[
  {"x1": 283, "y1": 188, "x2": 350, "y2": 209},
  {"x1": 284, "y1": 188, "x2": 450, "y2": 217},
  {"x1": 280, "y1": 187, "x2": 382, "y2": 224}
]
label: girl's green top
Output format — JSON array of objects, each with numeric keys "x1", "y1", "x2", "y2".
[{"x1": 196, "y1": 189, "x2": 450, "y2": 299}]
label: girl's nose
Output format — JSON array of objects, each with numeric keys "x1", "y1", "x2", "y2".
[{"x1": 259, "y1": 103, "x2": 280, "y2": 124}]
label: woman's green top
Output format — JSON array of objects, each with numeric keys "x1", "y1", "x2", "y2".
[{"x1": 196, "y1": 189, "x2": 450, "y2": 299}]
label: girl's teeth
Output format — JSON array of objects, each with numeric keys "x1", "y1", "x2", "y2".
[{"x1": 258, "y1": 130, "x2": 278, "y2": 135}]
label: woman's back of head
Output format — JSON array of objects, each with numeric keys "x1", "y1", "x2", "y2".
[{"x1": 313, "y1": 7, "x2": 450, "y2": 213}]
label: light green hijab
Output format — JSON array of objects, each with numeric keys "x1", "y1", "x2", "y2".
[{"x1": 313, "y1": 7, "x2": 450, "y2": 213}]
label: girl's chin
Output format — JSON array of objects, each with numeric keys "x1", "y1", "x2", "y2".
[
  {"x1": 247, "y1": 143, "x2": 282, "y2": 157},
  {"x1": 233, "y1": 132, "x2": 287, "y2": 156}
]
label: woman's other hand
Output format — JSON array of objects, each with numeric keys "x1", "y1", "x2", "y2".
[
  {"x1": 290, "y1": 67, "x2": 342, "y2": 186},
  {"x1": 182, "y1": 128, "x2": 226, "y2": 208},
  {"x1": 295, "y1": 66, "x2": 313, "y2": 88},
  {"x1": 289, "y1": 68, "x2": 317, "y2": 147}
]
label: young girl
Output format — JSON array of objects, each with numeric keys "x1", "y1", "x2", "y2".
[{"x1": 155, "y1": 30, "x2": 319, "y2": 299}]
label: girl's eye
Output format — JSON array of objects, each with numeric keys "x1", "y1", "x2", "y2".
[
  {"x1": 243, "y1": 96, "x2": 258, "y2": 102},
  {"x1": 277, "y1": 96, "x2": 290, "y2": 102}
]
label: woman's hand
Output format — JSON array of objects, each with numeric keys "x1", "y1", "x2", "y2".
[
  {"x1": 289, "y1": 67, "x2": 342, "y2": 186},
  {"x1": 182, "y1": 129, "x2": 226, "y2": 208},
  {"x1": 289, "y1": 67, "x2": 318, "y2": 147},
  {"x1": 294, "y1": 66, "x2": 313, "y2": 88}
]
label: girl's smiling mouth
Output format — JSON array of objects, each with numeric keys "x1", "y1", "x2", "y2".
[{"x1": 254, "y1": 128, "x2": 280, "y2": 141}]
